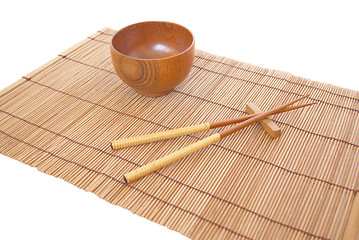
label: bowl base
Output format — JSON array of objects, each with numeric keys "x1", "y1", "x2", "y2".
[{"x1": 135, "y1": 88, "x2": 174, "y2": 97}]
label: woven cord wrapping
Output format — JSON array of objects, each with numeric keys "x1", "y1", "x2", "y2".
[
  {"x1": 111, "y1": 123, "x2": 210, "y2": 150},
  {"x1": 124, "y1": 133, "x2": 221, "y2": 183}
]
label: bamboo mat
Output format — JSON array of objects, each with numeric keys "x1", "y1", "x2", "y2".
[{"x1": 1, "y1": 27, "x2": 358, "y2": 240}]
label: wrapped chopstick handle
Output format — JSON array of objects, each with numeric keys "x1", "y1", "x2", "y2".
[
  {"x1": 111, "y1": 123, "x2": 210, "y2": 150},
  {"x1": 124, "y1": 133, "x2": 221, "y2": 183}
]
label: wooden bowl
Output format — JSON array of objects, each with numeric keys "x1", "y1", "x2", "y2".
[{"x1": 110, "y1": 21, "x2": 195, "y2": 97}]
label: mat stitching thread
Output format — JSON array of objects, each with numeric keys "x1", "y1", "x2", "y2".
[
  {"x1": 18, "y1": 77, "x2": 358, "y2": 192},
  {"x1": 192, "y1": 65, "x2": 359, "y2": 113},
  {"x1": 194, "y1": 55, "x2": 359, "y2": 100},
  {"x1": 0, "y1": 129, "x2": 253, "y2": 240},
  {"x1": 0, "y1": 28, "x2": 340, "y2": 240},
  {"x1": 0, "y1": 30, "x2": 348, "y2": 236},
  {"x1": 88, "y1": 37, "x2": 109, "y2": 44},
  {"x1": 55, "y1": 55, "x2": 359, "y2": 149},
  {"x1": 0, "y1": 118, "x2": 330, "y2": 240},
  {"x1": 97, "y1": 30, "x2": 359, "y2": 102},
  {"x1": 86, "y1": 36, "x2": 359, "y2": 113}
]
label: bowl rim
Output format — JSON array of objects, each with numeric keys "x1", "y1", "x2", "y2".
[{"x1": 110, "y1": 21, "x2": 195, "y2": 61}]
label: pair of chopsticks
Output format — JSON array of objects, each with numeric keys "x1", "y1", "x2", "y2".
[{"x1": 112, "y1": 95, "x2": 314, "y2": 183}]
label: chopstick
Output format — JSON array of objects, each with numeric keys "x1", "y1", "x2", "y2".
[
  {"x1": 123, "y1": 95, "x2": 312, "y2": 183},
  {"x1": 111, "y1": 102, "x2": 316, "y2": 150}
]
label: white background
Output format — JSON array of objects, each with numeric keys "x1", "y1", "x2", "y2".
[{"x1": 0, "y1": 1, "x2": 358, "y2": 239}]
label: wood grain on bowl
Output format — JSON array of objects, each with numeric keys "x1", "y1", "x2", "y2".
[{"x1": 111, "y1": 21, "x2": 195, "y2": 97}]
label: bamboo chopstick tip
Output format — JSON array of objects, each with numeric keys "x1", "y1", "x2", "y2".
[
  {"x1": 300, "y1": 94, "x2": 310, "y2": 99},
  {"x1": 300, "y1": 102, "x2": 317, "y2": 108},
  {"x1": 297, "y1": 94, "x2": 310, "y2": 101},
  {"x1": 303, "y1": 102, "x2": 317, "y2": 108}
]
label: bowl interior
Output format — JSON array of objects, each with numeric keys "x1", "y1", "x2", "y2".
[{"x1": 111, "y1": 22, "x2": 194, "y2": 60}]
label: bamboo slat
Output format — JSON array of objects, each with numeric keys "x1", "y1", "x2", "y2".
[{"x1": 0, "y1": 28, "x2": 358, "y2": 240}]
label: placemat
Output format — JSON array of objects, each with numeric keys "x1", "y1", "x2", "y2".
[{"x1": 1, "y1": 28, "x2": 358, "y2": 240}]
